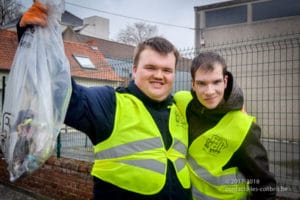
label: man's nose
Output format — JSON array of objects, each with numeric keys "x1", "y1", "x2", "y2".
[
  {"x1": 153, "y1": 70, "x2": 163, "y2": 78},
  {"x1": 205, "y1": 84, "x2": 215, "y2": 95}
]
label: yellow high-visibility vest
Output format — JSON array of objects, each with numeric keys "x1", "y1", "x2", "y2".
[
  {"x1": 91, "y1": 92, "x2": 190, "y2": 195},
  {"x1": 189, "y1": 111, "x2": 254, "y2": 200},
  {"x1": 174, "y1": 91, "x2": 255, "y2": 200}
]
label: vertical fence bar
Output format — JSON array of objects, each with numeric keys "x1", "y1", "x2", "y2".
[
  {"x1": 85, "y1": 135, "x2": 88, "y2": 147},
  {"x1": 57, "y1": 132, "x2": 61, "y2": 158},
  {"x1": 1, "y1": 76, "x2": 5, "y2": 110}
]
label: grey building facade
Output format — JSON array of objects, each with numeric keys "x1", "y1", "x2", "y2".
[{"x1": 195, "y1": 0, "x2": 300, "y2": 48}]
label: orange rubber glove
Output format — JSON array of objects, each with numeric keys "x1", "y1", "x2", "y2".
[{"x1": 19, "y1": 2, "x2": 48, "y2": 27}]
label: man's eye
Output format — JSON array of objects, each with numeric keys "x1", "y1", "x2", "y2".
[
  {"x1": 145, "y1": 66, "x2": 155, "y2": 70},
  {"x1": 214, "y1": 80, "x2": 222, "y2": 85},
  {"x1": 164, "y1": 69, "x2": 173, "y2": 73},
  {"x1": 196, "y1": 82, "x2": 205, "y2": 86}
]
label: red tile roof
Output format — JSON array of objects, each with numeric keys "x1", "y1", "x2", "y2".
[
  {"x1": 0, "y1": 29, "x2": 123, "y2": 82},
  {"x1": 63, "y1": 27, "x2": 134, "y2": 59},
  {"x1": 64, "y1": 41, "x2": 123, "y2": 81}
]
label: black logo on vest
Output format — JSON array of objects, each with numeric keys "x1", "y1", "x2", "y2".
[
  {"x1": 174, "y1": 109, "x2": 187, "y2": 128},
  {"x1": 203, "y1": 134, "x2": 228, "y2": 155}
]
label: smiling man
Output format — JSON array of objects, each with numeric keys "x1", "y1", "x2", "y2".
[
  {"x1": 192, "y1": 60, "x2": 227, "y2": 109},
  {"x1": 175, "y1": 52, "x2": 276, "y2": 200},
  {"x1": 17, "y1": 3, "x2": 191, "y2": 198},
  {"x1": 132, "y1": 44, "x2": 176, "y2": 101}
]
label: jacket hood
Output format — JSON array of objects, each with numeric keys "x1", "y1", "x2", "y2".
[{"x1": 190, "y1": 71, "x2": 244, "y2": 116}]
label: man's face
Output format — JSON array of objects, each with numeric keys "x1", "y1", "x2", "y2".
[
  {"x1": 192, "y1": 64, "x2": 227, "y2": 109},
  {"x1": 132, "y1": 48, "x2": 176, "y2": 102}
]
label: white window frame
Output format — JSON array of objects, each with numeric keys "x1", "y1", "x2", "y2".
[{"x1": 73, "y1": 55, "x2": 96, "y2": 69}]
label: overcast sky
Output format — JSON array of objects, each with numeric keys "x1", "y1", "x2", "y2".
[{"x1": 19, "y1": 0, "x2": 227, "y2": 49}]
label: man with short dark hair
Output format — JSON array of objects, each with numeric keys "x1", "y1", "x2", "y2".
[
  {"x1": 175, "y1": 52, "x2": 276, "y2": 200},
  {"x1": 17, "y1": 2, "x2": 192, "y2": 199}
]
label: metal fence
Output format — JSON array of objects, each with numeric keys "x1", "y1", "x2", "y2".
[{"x1": 198, "y1": 33, "x2": 300, "y2": 194}]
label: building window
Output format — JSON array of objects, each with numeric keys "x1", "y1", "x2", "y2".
[
  {"x1": 205, "y1": 5, "x2": 247, "y2": 27},
  {"x1": 73, "y1": 55, "x2": 96, "y2": 69},
  {"x1": 253, "y1": 0, "x2": 300, "y2": 21}
]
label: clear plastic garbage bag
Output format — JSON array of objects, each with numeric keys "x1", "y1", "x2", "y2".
[{"x1": 0, "y1": 0, "x2": 71, "y2": 181}]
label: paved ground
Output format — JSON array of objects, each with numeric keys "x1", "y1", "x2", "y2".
[{"x1": 0, "y1": 183, "x2": 37, "y2": 200}]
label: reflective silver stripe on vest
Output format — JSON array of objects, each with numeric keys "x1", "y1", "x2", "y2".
[
  {"x1": 173, "y1": 138, "x2": 187, "y2": 155},
  {"x1": 175, "y1": 158, "x2": 186, "y2": 172},
  {"x1": 192, "y1": 187, "x2": 218, "y2": 200},
  {"x1": 188, "y1": 155, "x2": 247, "y2": 186},
  {"x1": 121, "y1": 159, "x2": 165, "y2": 174},
  {"x1": 192, "y1": 187, "x2": 247, "y2": 200},
  {"x1": 95, "y1": 137, "x2": 163, "y2": 159},
  {"x1": 171, "y1": 139, "x2": 187, "y2": 172}
]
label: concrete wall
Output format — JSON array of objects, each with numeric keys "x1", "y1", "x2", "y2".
[
  {"x1": 201, "y1": 16, "x2": 300, "y2": 46},
  {"x1": 81, "y1": 16, "x2": 109, "y2": 40},
  {"x1": 193, "y1": 0, "x2": 300, "y2": 141}
]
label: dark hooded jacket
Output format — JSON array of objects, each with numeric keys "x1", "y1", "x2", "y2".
[{"x1": 186, "y1": 72, "x2": 276, "y2": 200}]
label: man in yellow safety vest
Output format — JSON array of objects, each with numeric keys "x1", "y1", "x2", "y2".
[
  {"x1": 175, "y1": 52, "x2": 276, "y2": 200},
  {"x1": 17, "y1": 2, "x2": 191, "y2": 199}
]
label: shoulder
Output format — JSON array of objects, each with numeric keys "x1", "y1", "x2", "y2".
[
  {"x1": 173, "y1": 91, "x2": 193, "y2": 121},
  {"x1": 72, "y1": 79, "x2": 115, "y2": 100},
  {"x1": 87, "y1": 85, "x2": 116, "y2": 97},
  {"x1": 174, "y1": 91, "x2": 192, "y2": 100},
  {"x1": 174, "y1": 91, "x2": 193, "y2": 108},
  {"x1": 247, "y1": 122, "x2": 262, "y2": 139},
  {"x1": 240, "y1": 122, "x2": 263, "y2": 151}
]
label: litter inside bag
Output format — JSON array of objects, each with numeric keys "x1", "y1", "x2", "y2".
[{"x1": 0, "y1": 0, "x2": 71, "y2": 181}]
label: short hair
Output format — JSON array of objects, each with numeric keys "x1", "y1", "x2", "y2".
[
  {"x1": 133, "y1": 37, "x2": 180, "y2": 66},
  {"x1": 190, "y1": 52, "x2": 227, "y2": 80}
]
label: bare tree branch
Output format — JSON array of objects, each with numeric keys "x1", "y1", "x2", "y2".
[
  {"x1": 116, "y1": 22, "x2": 158, "y2": 46},
  {"x1": 0, "y1": 0, "x2": 23, "y2": 26}
]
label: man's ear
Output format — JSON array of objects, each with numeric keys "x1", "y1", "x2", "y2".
[
  {"x1": 224, "y1": 75, "x2": 228, "y2": 88},
  {"x1": 132, "y1": 65, "x2": 137, "y2": 79},
  {"x1": 191, "y1": 80, "x2": 196, "y2": 91}
]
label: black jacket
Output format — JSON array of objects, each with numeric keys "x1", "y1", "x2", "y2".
[
  {"x1": 66, "y1": 80, "x2": 192, "y2": 200},
  {"x1": 186, "y1": 72, "x2": 276, "y2": 200}
]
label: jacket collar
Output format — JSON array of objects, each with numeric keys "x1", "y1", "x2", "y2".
[{"x1": 117, "y1": 80, "x2": 173, "y2": 109}]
